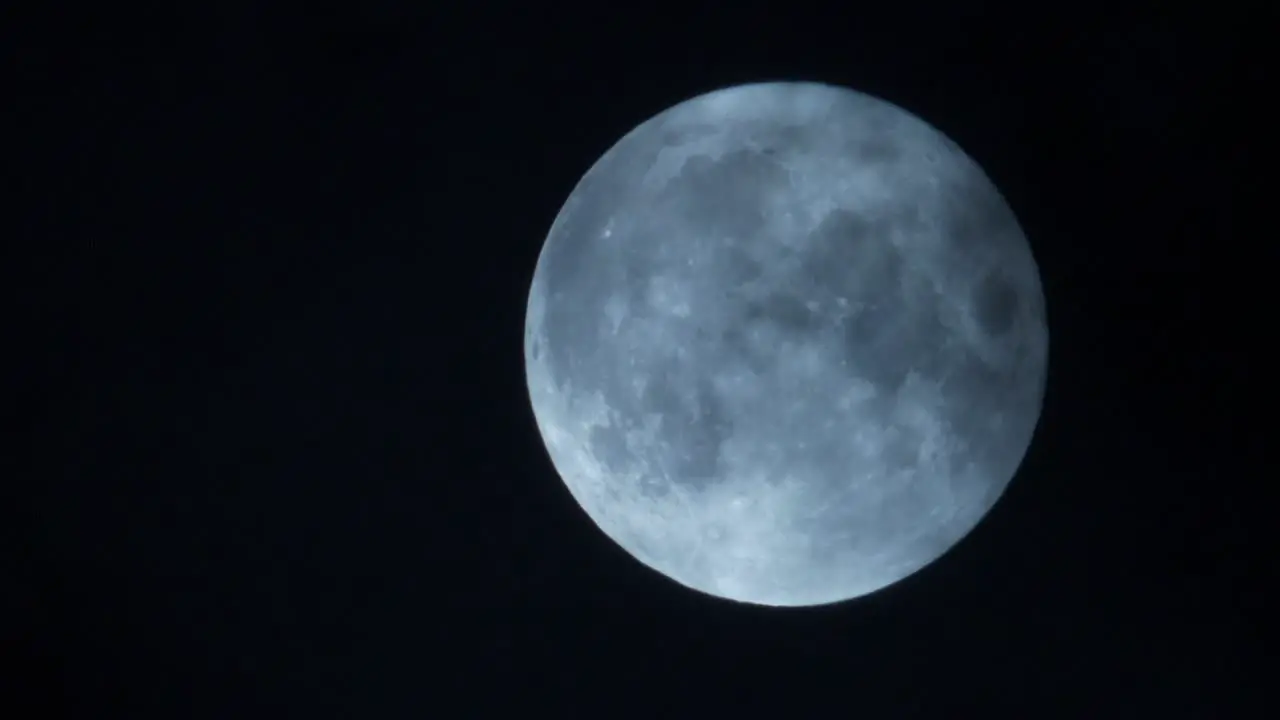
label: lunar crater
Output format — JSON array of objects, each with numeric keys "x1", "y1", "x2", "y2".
[{"x1": 971, "y1": 271, "x2": 1021, "y2": 336}]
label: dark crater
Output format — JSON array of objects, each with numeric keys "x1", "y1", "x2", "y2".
[
  {"x1": 743, "y1": 293, "x2": 822, "y2": 336},
  {"x1": 633, "y1": 365, "x2": 733, "y2": 493},
  {"x1": 971, "y1": 271, "x2": 1019, "y2": 336},
  {"x1": 798, "y1": 207, "x2": 918, "y2": 298},
  {"x1": 653, "y1": 149, "x2": 789, "y2": 244}
]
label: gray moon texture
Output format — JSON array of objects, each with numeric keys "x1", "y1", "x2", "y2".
[{"x1": 524, "y1": 81, "x2": 1048, "y2": 607}]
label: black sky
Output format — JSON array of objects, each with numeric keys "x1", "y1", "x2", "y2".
[{"x1": 9, "y1": 4, "x2": 1262, "y2": 718}]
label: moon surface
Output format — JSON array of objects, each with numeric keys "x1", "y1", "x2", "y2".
[{"x1": 524, "y1": 81, "x2": 1048, "y2": 607}]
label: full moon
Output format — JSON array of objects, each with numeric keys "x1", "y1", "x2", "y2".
[{"x1": 524, "y1": 81, "x2": 1048, "y2": 607}]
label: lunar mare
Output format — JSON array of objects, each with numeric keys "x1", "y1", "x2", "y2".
[{"x1": 524, "y1": 82, "x2": 1048, "y2": 607}]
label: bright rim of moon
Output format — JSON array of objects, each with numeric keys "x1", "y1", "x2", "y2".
[{"x1": 524, "y1": 81, "x2": 1048, "y2": 607}]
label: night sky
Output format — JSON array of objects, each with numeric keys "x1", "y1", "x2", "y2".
[{"x1": 10, "y1": 5, "x2": 1261, "y2": 717}]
